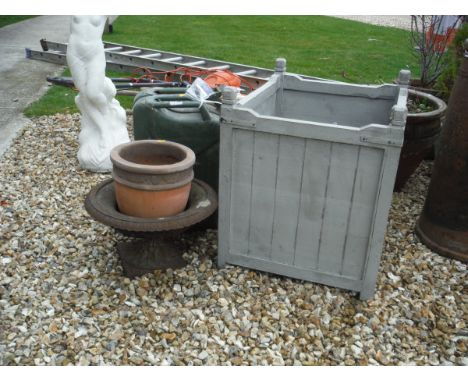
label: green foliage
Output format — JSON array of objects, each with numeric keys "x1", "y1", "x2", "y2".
[
  {"x1": 435, "y1": 22, "x2": 468, "y2": 101},
  {"x1": 407, "y1": 93, "x2": 436, "y2": 113},
  {"x1": 24, "y1": 16, "x2": 418, "y2": 117}
]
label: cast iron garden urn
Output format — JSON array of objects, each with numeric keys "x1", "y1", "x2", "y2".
[{"x1": 415, "y1": 39, "x2": 468, "y2": 263}]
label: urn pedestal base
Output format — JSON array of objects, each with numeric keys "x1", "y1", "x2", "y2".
[
  {"x1": 117, "y1": 238, "x2": 186, "y2": 278},
  {"x1": 84, "y1": 178, "x2": 217, "y2": 277}
]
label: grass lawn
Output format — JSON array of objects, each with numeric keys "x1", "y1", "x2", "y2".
[
  {"x1": 0, "y1": 16, "x2": 36, "y2": 29},
  {"x1": 24, "y1": 69, "x2": 134, "y2": 117},
  {"x1": 25, "y1": 16, "x2": 419, "y2": 117}
]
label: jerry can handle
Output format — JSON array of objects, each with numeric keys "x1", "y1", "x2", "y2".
[{"x1": 199, "y1": 103, "x2": 212, "y2": 121}]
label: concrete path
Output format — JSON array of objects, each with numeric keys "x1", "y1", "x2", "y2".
[
  {"x1": 333, "y1": 15, "x2": 412, "y2": 30},
  {"x1": 0, "y1": 16, "x2": 70, "y2": 158}
]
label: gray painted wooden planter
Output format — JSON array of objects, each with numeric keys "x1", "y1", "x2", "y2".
[{"x1": 218, "y1": 59, "x2": 410, "y2": 299}]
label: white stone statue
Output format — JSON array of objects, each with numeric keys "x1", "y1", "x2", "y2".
[{"x1": 66, "y1": 15, "x2": 129, "y2": 172}]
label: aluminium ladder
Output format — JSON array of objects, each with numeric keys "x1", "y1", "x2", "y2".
[{"x1": 26, "y1": 39, "x2": 330, "y2": 90}]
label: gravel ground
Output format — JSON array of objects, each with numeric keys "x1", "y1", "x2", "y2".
[
  {"x1": 333, "y1": 16, "x2": 412, "y2": 30},
  {"x1": 0, "y1": 114, "x2": 467, "y2": 366}
]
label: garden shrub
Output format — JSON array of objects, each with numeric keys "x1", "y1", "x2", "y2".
[{"x1": 435, "y1": 21, "x2": 468, "y2": 102}]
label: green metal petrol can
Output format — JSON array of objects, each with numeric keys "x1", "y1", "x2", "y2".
[{"x1": 133, "y1": 87, "x2": 220, "y2": 226}]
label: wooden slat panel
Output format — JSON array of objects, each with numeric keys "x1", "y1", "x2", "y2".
[
  {"x1": 228, "y1": 252, "x2": 362, "y2": 292},
  {"x1": 317, "y1": 143, "x2": 360, "y2": 274},
  {"x1": 283, "y1": 74, "x2": 398, "y2": 99},
  {"x1": 217, "y1": 124, "x2": 233, "y2": 267},
  {"x1": 341, "y1": 146, "x2": 384, "y2": 279},
  {"x1": 248, "y1": 132, "x2": 280, "y2": 259},
  {"x1": 281, "y1": 90, "x2": 395, "y2": 127},
  {"x1": 228, "y1": 116, "x2": 404, "y2": 149},
  {"x1": 360, "y1": 146, "x2": 401, "y2": 299},
  {"x1": 270, "y1": 136, "x2": 306, "y2": 265},
  {"x1": 294, "y1": 140, "x2": 332, "y2": 269},
  {"x1": 229, "y1": 129, "x2": 255, "y2": 255},
  {"x1": 254, "y1": 92, "x2": 278, "y2": 116}
]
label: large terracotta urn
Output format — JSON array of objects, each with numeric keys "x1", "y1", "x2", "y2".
[{"x1": 110, "y1": 140, "x2": 195, "y2": 218}]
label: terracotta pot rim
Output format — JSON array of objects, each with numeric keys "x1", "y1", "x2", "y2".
[
  {"x1": 111, "y1": 140, "x2": 195, "y2": 174},
  {"x1": 408, "y1": 89, "x2": 447, "y2": 118},
  {"x1": 112, "y1": 173, "x2": 194, "y2": 191}
]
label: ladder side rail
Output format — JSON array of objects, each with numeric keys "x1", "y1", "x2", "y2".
[
  {"x1": 35, "y1": 40, "x2": 333, "y2": 85},
  {"x1": 43, "y1": 39, "x2": 275, "y2": 78}
]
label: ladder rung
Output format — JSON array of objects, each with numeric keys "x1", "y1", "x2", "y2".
[
  {"x1": 105, "y1": 46, "x2": 123, "y2": 52},
  {"x1": 140, "y1": 53, "x2": 162, "y2": 58},
  {"x1": 235, "y1": 69, "x2": 257, "y2": 76},
  {"x1": 162, "y1": 56, "x2": 183, "y2": 62},
  {"x1": 184, "y1": 60, "x2": 206, "y2": 66},
  {"x1": 122, "y1": 49, "x2": 142, "y2": 55},
  {"x1": 210, "y1": 65, "x2": 230, "y2": 70}
]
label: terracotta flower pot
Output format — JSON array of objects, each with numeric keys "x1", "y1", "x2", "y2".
[{"x1": 110, "y1": 140, "x2": 195, "y2": 218}]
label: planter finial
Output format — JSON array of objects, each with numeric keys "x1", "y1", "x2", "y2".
[
  {"x1": 222, "y1": 86, "x2": 238, "y2": 105},
  {"x1": 275, "y1": 58, "x2": 287, "y2": 73},
  {"x1": 397, "y1": 69, "x2": 411, "y2": 87}
]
